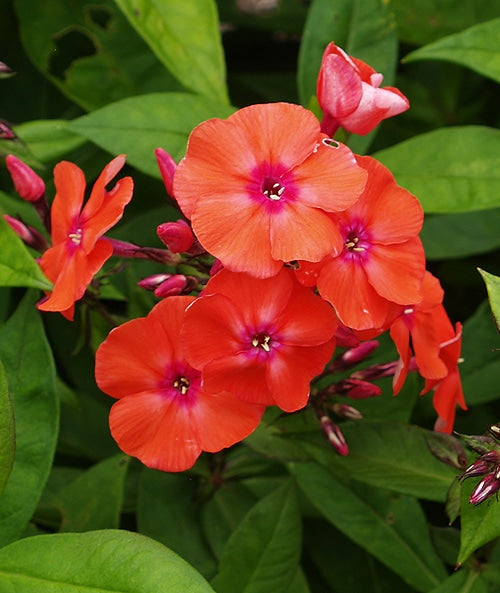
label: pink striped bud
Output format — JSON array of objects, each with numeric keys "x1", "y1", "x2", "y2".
[
  {"x1": 0, "y1": 120, "x2": 16, "y2": 140},
  {"x1": 155, "y1": 148, "x2": 177, "y2": 197},
  {"x1": 320, "y1": 416, "x2": 349, "y2": 456},
  {"x1": 0, "y1": 61, "x2": 14, "y2": 77},
  {"x1": 331, "y1": 403, "x2": 363, "y2": 420},
  {"x1": 330, "y1": 378, "x2": 381, "y2": 399},
  {"x1": 469, "y1": 473, "x2": 500, "y2": 505},
  {"x1": 157, "y1": 220, "x2": 194, "y2": 253},
  {"x1": 489, "y1": 424, "x2": 500, "y2": 442},
  {"x1": 351, "y1": 361, "x2": 401, "y2": 382},
  {"x1": 137, "y1": 274, "x2": 172, "y2": 292},
  {"x1": 332, "y1": 340, "x2": 379, "y2": 372},
  {"x1": 3, "y1": 214, "x2": 49, "y2": 252},
  {"x1": 154, "y1": 274, "x2": 190, "y2": 298},
  {"x1": 6, "y1": 155, "x2": 45, "y2": 202}
]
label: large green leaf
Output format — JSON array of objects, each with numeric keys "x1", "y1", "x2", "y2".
[
  {"x1": 0, "y1": 292, "x2": 59, "y2": 548},
  {"x1": 68, "y1": 92, "x2": 235, "y2": 177},
  {"x1": 114, "y1": 0, "x2": 228, "y2": 104},
  {"x1": 373, "y1": 126, "x2": 500, "y2": 213},
  {"x1": 390, "y1": 0, "x2": 499, "y2": 46},
  {"x1": 57, "y1": 455, "x2": 130, "y2": 532},
  {"x1": 478, "y1": 268, "x2": 500, "y2": 331},
  {"x1": 137, "y1": 469, "x2": 217, "y2": 579},
  {"x1": 404, "y1": 18, "x2": 500, "y2": 83},
  {"x1": 0, "y1": 362, "x2": 14, "y2": 497},
  {"x1": 460, "y1": 301, "x2": 500, "y2": 405},
  {"x1": 298, "y1": 0, "x2": 398, "y2": 106},
  {"x1": 0, "y1": 217, "x2": 52, "y2": 290},
  {"x1": 14, "y1": 0, "x2": 183, "y2": 111},
  {"x1": 291, "y1": 462, "x2": 447, "y2": 592},
  {"x1": 0, "y1": 530, "x2": 215, "y2": 592},
  {"x1": 458, "y1": 478, "x2": 500, "y2": 566},
  {"x1": 428, "y1": 569, "x2": 488, "y2": 592},
  {"x1": 211, "y1": 481, "x2": 302, "y2": 593}
]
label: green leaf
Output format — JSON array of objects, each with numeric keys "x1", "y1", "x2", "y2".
[
  {"x1": 298, "y1": 0, "x2": 398, "y2": 106},
  {"x1": 428, "y1": 569, "x2": 488, "y2": 593},
  {"x1": 373, "y1": 126, "x2": 500, "y2": 213},
  {"x1": 291, "y1": 462, "x2": 447, "y2": 592},
  {"x1": 0, "y1": 292, "x2": 59, "y2": 547},
  {"x1": 0, "y1": 529, "x2": 216, "y2": 592},
  {"x1": 211, "y1": 481, "x2": 302, "y2": 593},
  {"x1": 421, "y1": 209, "x2": 500, "y2": 260},
  {"x1": 460, "y1": 301, "x2": 500, "y2": 405},
  {"x1": 404, "y1": 18, "x2": 500, "y2": 83},
  {"x1": 137, "y1": 469, "x2": 217, "y2": 579},
  {"x1": 0, "y1": 217, "x2": 52, "y2": 290},
  {"x1": 390, "y1": 0, "x2": 499, "y2": 45},
  {"x1": 57, "y1": 455, "x2": 130, "y2": 532},
  {"x1": 68, "y1": 92, "x2": 235, "y2": 177},
  {"x1": 0, "y1": 362, "x2": 15, "y2": 497},
  {"x1": 458, "y1": 478, "x2": 500, "y2": 566},
  {"x1": 14, "y1": 0, "x2": 183, "y2": 111},
  {"x1": 478, "y1": 268, "x2": 500, "y2": 331},
  {"x1": 114, "y1": 0, "x2": 228, "y2": 104},
  {"x1": 298, "y1": 421, "x2": 459, "y2": 501}
]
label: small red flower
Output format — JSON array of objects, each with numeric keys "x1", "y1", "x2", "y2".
[
  {"x1": 181, "y1": 268, "x2": 337, "y2": 412},
  {"x1": 317, "y1": 42, "x2": 409, "y2": 136},
  {"x1": 173, "y1": 102, "x2": 367, "y2": 278},
  {"x1": 296, "y1": 156, "x2": 425, "y2": 331},
  {"x1": 37, "y1": 156, "x2": 133, "y2": 320},
  {"x1": 95, "y1": 296, "x2": 264, "y2": 472}
]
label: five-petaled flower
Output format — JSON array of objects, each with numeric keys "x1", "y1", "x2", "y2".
[
  {"x1": 95, "y1": 296, "x2": 265, "y2": 472},
  {"x1": 181, "y1": 268, "x2": 338, "y2": 412},
  {"x1": 37, "y1": 156, "x2": 134, "y2": 320},
  {"x1": 173, "y1": 102, "x2": 367, "y2": 278},
  {"x1": 317, "y1": 42, "x2": 409, "y2": 136}
]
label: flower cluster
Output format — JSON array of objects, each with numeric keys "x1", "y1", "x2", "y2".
[{"x1": 4, "y1": 42, "x2": 466, "y2": 472}]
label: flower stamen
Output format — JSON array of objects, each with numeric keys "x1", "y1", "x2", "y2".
[
  {"x1": 173, "y1": 376, "x2": 190, "y2": 395},
  {"x1": 251, "y1": 333, "x2": 272, "y2": 352},
  {"x1": 68, "y1": 228, "x2": 83, "y2": 245}
]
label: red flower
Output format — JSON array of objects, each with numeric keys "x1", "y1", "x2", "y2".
[
  {"x1": 296, "y1": 156, "x2": 425, "y2": 331},
  {"x1": 173, "y1": 102, "x2": 367, "y2": 278},
  {"x1": 38, "y1": 156, "x2": 133, "y2": 320},
  {"x1": 181, "y1": 268, "x2": 337, "y2": 412},
  {"x1": 317, "y1": 42, "x2": 409, "y2": 136},
  {"x1": 95, "y1": 296, "x2": 264, "y2": 472}
]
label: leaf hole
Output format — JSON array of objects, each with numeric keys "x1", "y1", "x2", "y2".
[
  {"x1": 49, "y1": 28, "x2": 97, "y2": 81},
  {"x1": 85, "y1": 6, "x2": 113, "y2": 30}
]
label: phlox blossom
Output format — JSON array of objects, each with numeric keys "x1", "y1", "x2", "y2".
[
  {"x1": 38, "y1": 156, "x2": 133, "y2": 320},
  {"x1": 296, "y1": 156, "x2": 425, "y2": 331},
  {"x1": 317, "y1": 42, "x2": 409, "y2": 136},
  {"x1": 173, "y1": 102, "x2": 367, "y2": 278},
  {"x1": 181, "y1": 268, "x2": 338, "y2": 412},
  {"x1": 95, "y1": 296, "x2": 264, "y2": 472}
]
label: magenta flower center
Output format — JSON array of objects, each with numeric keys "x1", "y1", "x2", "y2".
[
  {"x1": 262, "y1": 178, "x2": 285, "y2": 201},
  {"x1": 341, "y1": 221, "x2": 371, "y2": 261},
  {"x1": 247, "y1": 162, "x2": 298, "y2": 211}
]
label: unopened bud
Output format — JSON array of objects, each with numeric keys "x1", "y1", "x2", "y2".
[
  {"x1": 210, "y1": 259, "x2": 224, "y2": 276},
  {"x1": 6, "y1": 155, "x2": 45, "y2": 202},
  {"x1": 319, "y1": 416, "x2": 349, "y2": 456},
  {"x1": 335, "y1": 324, "x2": 361, "y2": 349},
  {"x1": 489, "y1": 424, "x2": 500, "y2": 442},
  {"x1": 154, "y1": 274, "x2": 191, "y2": 298},
  {"x1": 333, "y1": 340, "x2": 379, "y2": 371},
  {"x1": 3, "y1": 214, "x2": 49, "y2": 252},
  {"x1": 469, "y1": 473, "x2": 500, "y2": 505},
  {"x1": 331, "y1": 403, "x2": 363, "y2": 420},
  {"x1": 0, "y1": 120, "x2": 16, "y2": 140},
  {"x1": 331, "y1": 378, "x2": 382, "y2": 399},
  {"x1": 157, "y1": 220, "x2": 194, "y2": 253},
  {"x1": 455, "y1": 432, "x2": 498, "y2": 456},
  {"x1": 137, "y1": 274, "x2": 172, "y2": 292},
  {"x1": 0, "y1": 61, "x2": 15, "y2": 78},
  {"x1": 155, "y1": 148, "x2": 177, "y2": 197}
]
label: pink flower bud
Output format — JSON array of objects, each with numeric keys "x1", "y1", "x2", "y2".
[
  {"x1": 331, "y1": 403, "x2": 363, "y2": 420},
  {"x1": 3, "y1": 214, "x2": 49, "y2": 252},
  {"x1": 154, "y1": 274, "x2": 189, "y2": 298},
  {"x1": 137, "y1": 274, "x2": 173, "y2": 292},
  {"x1": 335, "y1": 340, "x2": 379, "y2": 370},
  {"x1": 0, "y1": 120, "x2": 16, "y2": 140},
  {"x1": 0, "y1": 61, "x2": 14, "y2": 76},
  {"x1": 157, "y1": 220, "x2": 194, "y2": 253},
  {"x1": 335, "y1": 323, "x2": 361, "y2": 349},
  {"x1": 155, "y1": 148, "x2": 177, "y2": 197},
  {"x1": 469, "y1": 473, "x2": 500, "y2": 505},
  {"x1": 5, "y1": 155, "x2": 45, "y2": 202},
  {"x1": 331, "y1": 378, "x2": 382, "y2": 399},
  {"x1": 490, "y1": 424, "x2": 500, "y2": 442},
  {"x1": 320, "y1": 416, "x2": 349, "y2": 456},
  {"x1": 317, "y1": 42, "x2": 409, "y2": 136}
]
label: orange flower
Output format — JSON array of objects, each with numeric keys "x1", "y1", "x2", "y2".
[
  {"x1": 38, "y1": 156, "x2": 133, "y2": 320},
  {"x1": 173, "y1": 102, "x2": 367, "y2": 278},
  {"x1": 95, "y1": 296, "x2": 264, "y2": 472},
  {"x1": 297, "y1": 156, "x2": 425, "y2": 331},
  {"x1": 181, "y1": 268, "x2": 337, "y2": 412}
]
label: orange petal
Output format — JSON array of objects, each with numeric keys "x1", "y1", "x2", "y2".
[{"x1": 51, "y1": 161, "x2": 86, "y2": 245}]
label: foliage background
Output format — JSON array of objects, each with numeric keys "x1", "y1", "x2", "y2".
[{"x1": 0, "y1": 0, "x2": 499, "y2": 591}]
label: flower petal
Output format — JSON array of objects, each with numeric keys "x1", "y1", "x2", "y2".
[{"x1": 50, "y1": 161, "x2": 86, "y2": 244}]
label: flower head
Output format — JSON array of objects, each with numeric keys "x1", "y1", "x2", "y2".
[
  {"x1": 95, "y1": 296, "x2": 264, "y2": 472},
  {"x1": 317, "y1": 42, "x2": 409, "y2": 136},
  {"x1": 37, "y1": 156, "x2": 133, "y2": 320},
  {"x1": 173, "y1": 102, "x2": 367, "y2": 278},
  {"x1": 297, "y1": 156, "x2": 425, "y2": 331},
  {"x1": 181, "y1": 268, "x2": 337, "y2": 412}
]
